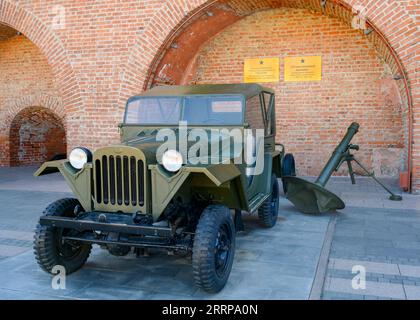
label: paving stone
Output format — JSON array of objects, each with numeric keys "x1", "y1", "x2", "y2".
[
  {"x1": 327, "y1": 182, "x2": 420, "y2": 308},
  {"x1": 0, "y1": 230, "x2": 34, "y2": 241},
  {"x1": 404, "y1": 285, "x2": 420, "y2": 300},
  {"x1": 322, "y1": 291, "x2": 364, "y2": 300},
  {"x1": 0, "y1": 187, "x2": 326, "y2": 300},
  {"x1": 147, "y1": 292, "x2": 197, "y2": 300},
  {"x1": 69, "y1": 283, "x2": 148, "y2": 300},
  {"x1": 195, "y1": 285, "x2": 273, "y2": 300},
  {"x1": 325, "y1": 277, "x2": 406, "y2": 299},
  {"x1": 268, "y1": 289, "x2": 308, "y2": 300},
  {"x1": 398, "y1": 264, "x2": 420, "y2": 278},
  {"x1": 329, "y1": 258, "x2": 400, "y2": 275},
  {"x1": 363, "y1": 295, "x2": 393, "y2": 300},
  {"x1": 0, "y1": 271, "x2": 91, "y2": 298},
  {"x1": 0, "y1": 288, "x2": 71, "y2": 300},
  {"x1": 2, "y1": 169, "x2": 420, "y2": 300},
  {"x1": 0, "y1": 244, "x2": 30, "y2": 257},
  {"x1": 235, "y1": 260, "x2": 316, "y2": 278},
  {"x1": 0, "y1": 238, "x2": 32, "y2": 247}
]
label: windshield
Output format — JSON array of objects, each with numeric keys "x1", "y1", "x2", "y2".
[
  {"x1": 125, "y1": 95, "x2": 244, "y2": 125},
  {"x1": 125, "y1": 97, "x2": 182, "y2": 125}
]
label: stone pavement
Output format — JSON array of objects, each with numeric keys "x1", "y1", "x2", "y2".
[
  {"x1": 0, "y1": 167, "x2": 419, "y2": 300},
  {"x1": 320, "y1": 177, "x2": 420, "y2": 300},
  {"x1": 0, "y1": 167, "x2": 329, "y2": 300}
]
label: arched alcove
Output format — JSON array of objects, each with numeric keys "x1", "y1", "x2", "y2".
[{"x1": 9, "y1": 107, "x2": 66, "y2": 166}]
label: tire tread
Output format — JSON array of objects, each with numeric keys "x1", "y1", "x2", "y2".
[
  {"x1": 192, "y1": 205, "x2": 235, "y2": 293},
  {"x1": 33, "y1": 198, "x2": 91, "y2": 274}
]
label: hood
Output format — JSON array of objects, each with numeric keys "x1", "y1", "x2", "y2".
[{"x1": 122, "y1": 128, "x2": 244, "y2": 166}]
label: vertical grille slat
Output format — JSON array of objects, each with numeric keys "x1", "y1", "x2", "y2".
[
  {"x1": 130, "y1": 157, "x2": 137, "y2": 206},
  {"x1": 90, "y1": 168, "x2": 94, "y2": 206},
  {"x1": 102, "y1": 156, "x2": 109, "y2": 204},
  {"x1": 93, "y1": 150, "x2": 145, "y2": 209},
  {"x1": 95, "y1": 159, "x2": 102, "y2": 203},
  {"x1": 116, "y1": 156, "x2": 123, "y2": 205},
  {"x1": 109, "y1": 156, "x2": 116, "y2": 204},
  {"x1": 138, "y1": 160, "x2": 144, "y2": 206},
  {"x1": 123, "y1": 156, "x2": 130, "y2": 205}
]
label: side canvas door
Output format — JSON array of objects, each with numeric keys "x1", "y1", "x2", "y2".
[{"x1": 244, "y1": 93, "x2": 272, "y2": 205}]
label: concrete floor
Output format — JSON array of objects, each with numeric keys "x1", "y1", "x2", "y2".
[{"x1": 0, "y1": 166, "x2": 418, "y2": 300}]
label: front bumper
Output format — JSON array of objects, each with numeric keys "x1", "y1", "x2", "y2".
[
  {"x1": 39, "y1": 212, "x2": 192, "y2": 250},
  {"x1": 40, "y1": 212, "x2": 172, "y2": 237}
]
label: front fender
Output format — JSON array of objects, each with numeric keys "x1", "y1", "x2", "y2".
[
  {"x1": 149, "y1": 164, "x2": 246, "y2": 221},
  {"x1": 34, "y1": 160, "x2": 92, "y2": 211}
]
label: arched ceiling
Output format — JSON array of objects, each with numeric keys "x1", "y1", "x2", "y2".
[
  {"x1": 0, "y1": 23, "x2": 18, "y2": 42},
  {"x1": 146, "y1": 0, "x2": 403, "y2": 92}
]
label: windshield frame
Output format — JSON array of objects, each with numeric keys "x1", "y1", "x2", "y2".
[{"x1": 124, "y1": 94, "x2": 246, "y2": 126}]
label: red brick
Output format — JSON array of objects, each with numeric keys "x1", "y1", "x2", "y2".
[{"x1": 0, "y1": 0, "x2": 418, "y2": 192}]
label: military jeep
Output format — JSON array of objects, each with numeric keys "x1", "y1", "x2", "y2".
[{"x1": 33, "y1": 84, "x2": 295, "y2": 293}]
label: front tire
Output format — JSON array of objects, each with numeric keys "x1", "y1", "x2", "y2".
[
  {"x1": 34, "y1": 198, "x2": 92, "y2": 274},
  {"x1": 192, "y1": 205, "x2": 235, "y2": 293},
  {"x1": 258, "y1": 174, "x2": 280, "y2": 228}
]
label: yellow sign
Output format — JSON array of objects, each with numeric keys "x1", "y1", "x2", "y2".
[
  {"x1": 244, "y1": 58, "x2": 279, "y2": 83},
  {"x1": 284, "y1": 56, "x2": 322, "y2": 82}
]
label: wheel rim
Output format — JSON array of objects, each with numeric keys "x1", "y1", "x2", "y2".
[
  {"x1": 214, "y1": 223, "x2": 232, "y2": 278},
  {"x1": 55, "y1": 228, "x2": 84, "y2": 259}
]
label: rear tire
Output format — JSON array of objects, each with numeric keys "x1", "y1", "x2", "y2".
[
  {"x1": 192, "y1": 205, "x2": 235, "y2": 293},
  {"x1": 258, "y1": 174, "x2": 280, "y2": 228},
  {"x1": 281, "y1": 153, "x2": 296, "y2": 194},
  {"x1": 34, "y1": 198, "x2": 92, "y2": 274}
]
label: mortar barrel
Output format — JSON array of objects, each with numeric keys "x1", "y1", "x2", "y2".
[{"x1": 315, "y1": 122, "x2": 359, "y2": 187}]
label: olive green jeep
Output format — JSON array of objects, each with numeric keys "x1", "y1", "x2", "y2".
[{"x1": 33, "y1": 84, "x2": 295, "y2": 293}]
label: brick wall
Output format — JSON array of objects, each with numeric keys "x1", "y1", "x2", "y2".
[
  {"x1": 0, "y1": 34, "x2": 62, "y2": 166},
  {"x1": 0, "y1": 0, "x2": 418, "y2": 191},
  {"x1": 189, "y1": 8, "x2": 405, "y2": 176}
]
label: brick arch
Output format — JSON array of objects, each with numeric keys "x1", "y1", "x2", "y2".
[
  {"x1": 120, "y1": 0, "x2": 416, "y2": 93},
  {"x1": 1, "y1": 94, "x2": 64, "y2": 166},
  {"x1": 119, "y1": 0, "x2": 417, "y2": 191},
  {"x1": 3, "y1": 94, "x2": 64, "y2": 131},
  {"x1": 0, "y1": 0, "x2": 83, "y2": 116},
  {"x1": 9, "y1": 105, "x2": 66, "y2": 167}
]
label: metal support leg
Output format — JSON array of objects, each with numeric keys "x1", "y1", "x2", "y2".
[
  {"x1": 234, "y1": 209, "x2": 245, "y2": 232},
  {"x1": 352, "y1": 157, "x2": 402, "y2": 201},
  {"x1": 347, "y1": 160, "x2": 356, "y2": 185}
]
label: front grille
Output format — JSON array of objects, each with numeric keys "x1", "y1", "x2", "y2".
[{"x1": 93, "y1": 154, "x2": 145, "y2": 208}]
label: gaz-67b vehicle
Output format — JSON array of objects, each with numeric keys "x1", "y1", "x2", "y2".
[{"x1": 33, "y1": 84, "x2": 295, "y2": 293}]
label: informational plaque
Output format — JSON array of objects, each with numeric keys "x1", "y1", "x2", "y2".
[
  {"x1": 284, "y1": 56, "x2": 322, "y2": 82},
  {"x1": 244, "y1": 58, "x2": 280, "y2": 83}
]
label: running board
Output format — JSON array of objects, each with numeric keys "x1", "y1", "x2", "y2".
[{"x1": 248, "y1": 193, "x2": 270, "y2": 213}]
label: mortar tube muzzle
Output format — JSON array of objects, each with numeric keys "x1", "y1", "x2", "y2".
[{"x1": 315, "y1": 122, "x2": 360, "y2": 187}]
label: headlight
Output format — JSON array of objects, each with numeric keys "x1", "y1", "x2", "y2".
[
  {"x1": 69, "y1": 147, "x2": 92, "y2": 169},
  {"x1": 162, "y1": 150, "x2": 183, "y2": 172}
]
